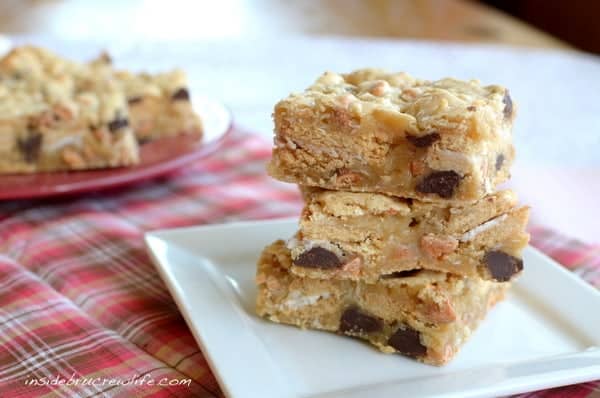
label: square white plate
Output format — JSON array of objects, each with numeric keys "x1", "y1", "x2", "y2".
[{"x1": 145, "y1": 218, "x2": 600, "y2": 398}]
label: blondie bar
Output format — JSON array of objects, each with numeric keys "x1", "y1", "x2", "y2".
[
  {"x1": 0, "y1": 48, "x2": 138, "y2": 172},
  {"x1": 0, "y1": 46, "x2": 203, "y2": 173},
  {"x1": 91, "y1": 54, "x2": 203, "y2": 142},
  {"x1": 256, "y1": 241, "x2": 508, "y2": 365},
  {"x1": 268, "y1": 69, "x2": 515, "y2": 202},
  {"x1": 288, "y1": 188, "x2": 529, "y2": 282}
]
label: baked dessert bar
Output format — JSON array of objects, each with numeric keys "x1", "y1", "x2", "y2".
[
  {"x1": 256, "y1": 241, "x2": 508, "y2": 365},
  {"x1": 0, "y1": 46, "x2": 203, "y2": 173},
  {"x1": 288, "y1": 188, "x2": 529, "y2": 282},
  {"x1": 91, "y1": 54, "x2": 203, "y2": 142},
  {"x1": 268, "y1": 69, "x2": 515, "y2": 202},
  {"x1": 0, "y1": 48, "x2": 138, "y2": 172}
]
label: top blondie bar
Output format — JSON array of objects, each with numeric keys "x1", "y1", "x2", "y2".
[{"x1": 268, "y1": 69, "x2": 515, "y2": 202}]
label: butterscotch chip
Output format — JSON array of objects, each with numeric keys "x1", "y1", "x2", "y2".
[
  {"x1": 62, "y1": 148, "x2": 86, "y2": 168},
  {"x1": 409, "y1": 160, "x2": 426, "y2": 177},
  {"x1": 420, "y1": 234, "x2": 459, "y2": 259},
  {"x1": 336, "y1": 168, "x2": 363, "y2": 185}
]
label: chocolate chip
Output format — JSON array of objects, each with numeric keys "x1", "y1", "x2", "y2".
[
  {"x1": 406, "y1": 132, "x2": 440, "y2": 148},
  {"x1": 172, "y1": 88, "x2": 190, "y2": 101},
  {"x1": 293, "y1": 247, "x2": 341, "y2": 269},
  {"x1": 495, "y1": 154, "x2": 505, "y2": 171},
  {"x1": 17, "y1": 132, "x2": 42, "y2": 163},
  {"x1": 339, "y1": 307, "x2": 383, "y2": 334},
  {"x1": 503, "y1": 90, "x2": 513, "y2": 119},
  {"x1": 484, "y1": 250, "x2": 523, "y2": 281},
  {"x1": 467, "y1": 105, "x2": 477, "y2": 111},
  {"x1": 137, "y1": 137, "x2": 152, "y2": 145},
  {"x1": 388, "y1": 325, "x2": 426, "y2": 358},
  {"x1": 416, "y1": 171, "x2": 461, "y2": 199},
  {"x1": 108, "y1": 117, "x2": 129, "y2": 133},
  {"x1": 127, "y1": 96, "x2": 143, "y2": 105},
  {"x1": 97, "y1": 52, "x2": 112, "y2": 64},
  {"x1": 409, "y1": 218, "x2": 419, "y2": 227},
  {"x1": 382, "y1": 269, "x2": 421, "y2": 279}
]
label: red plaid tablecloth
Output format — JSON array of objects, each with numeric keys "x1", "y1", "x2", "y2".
[{"x1": 0, "y1": 130, "x2": 598, "y2": 398}]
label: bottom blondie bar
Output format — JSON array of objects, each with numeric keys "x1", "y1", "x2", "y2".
[{"x1": 256, "y1": 241, "x2": 508, "y2": 366}]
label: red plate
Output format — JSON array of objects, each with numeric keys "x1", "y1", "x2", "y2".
[{"x1": 0, "y1": 97, "x2": 233, "y2": 200}]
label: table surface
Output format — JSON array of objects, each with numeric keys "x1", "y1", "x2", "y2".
[{"x1": 0, "y1": 0, "x2": 568, "y2": 48}]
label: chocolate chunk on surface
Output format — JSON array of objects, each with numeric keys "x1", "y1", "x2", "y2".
[
  {"x1": 495, "y1": 154, "x2": 505, "y2": 171},
  {"x1": 108, "y1": 117, "x2": 129, "y2": 132},
  {"x1": 484, "y1": 250, "x2": 523, "y2": 281},
  {"x1": 172, "y1": 88, "x2": 190, "y2": 101},
  {"x1": 18, "y1": 132, "x2": 42, "y2": 163},
  {"x1": 503, "y1": 90, "x2": 513, "y2": 119},
  {"x1": 406, "y1": 132, "x2": 440, "y2": 148},
  {"x1": 416, "y1": 171, "x2": 461, "y2": 199},
  {"x1": 293, "y1": 247, "x2": 342, "y2": 269},
  {"x1": 127, "y1": 96, "x2": 143, "y2": 105},
  {"x1": 339, "y1": 307, "x2": 383, "y2": 334},
  {"x1": 388, "y1": 325, "x2": 427, "y2": 358}
]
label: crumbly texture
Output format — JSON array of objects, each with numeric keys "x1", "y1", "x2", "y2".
[
  {"x1": 0, "y1": 47, "x2": 138, "y2": 172},
  {"x1": 0, "y1": 46, "x2": 202, "y2": 173},
  {"x1": 256, "y1": 241, "x2": 508, "y2": 366},
  {"x1": 288, "y1": 188, "x2": 530, "y2": 282},
  {"x1": 268, "y1": 69, "x2": 515, "y2": 202}
]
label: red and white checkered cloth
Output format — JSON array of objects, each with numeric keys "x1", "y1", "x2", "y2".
[{"x1": 0, "y1": 130, "x2": 598, "y2": 397}]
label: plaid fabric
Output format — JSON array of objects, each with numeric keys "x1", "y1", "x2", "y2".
[{"x1": 0, "y1": 130, "x2": 597, "y2": 398}]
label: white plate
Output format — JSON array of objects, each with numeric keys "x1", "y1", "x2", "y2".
[{"x1": 145, "y1": 219, "x2": 600, "y2": 398}]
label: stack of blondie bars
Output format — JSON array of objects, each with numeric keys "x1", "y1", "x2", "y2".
[{"x1": 256, "y1": 69, "x2": 529, "y2": 365}]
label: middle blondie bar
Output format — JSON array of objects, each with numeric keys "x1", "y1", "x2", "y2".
[{"x1": 287, "y1": 188, "x2": 529, "y2": 282}]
